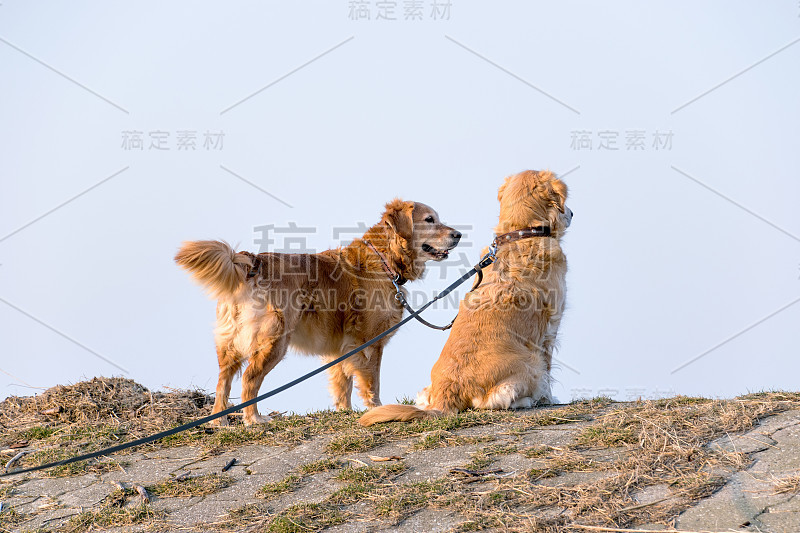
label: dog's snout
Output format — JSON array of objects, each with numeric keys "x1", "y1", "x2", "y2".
[{"x1": 451, "y1": 230, "x2": 462, "y2": 242}]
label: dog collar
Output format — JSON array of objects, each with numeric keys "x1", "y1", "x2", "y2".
[
  {"x1": 493, "y1": 226, "x2": 551, "y2": 248},
  {"x1": 364, "y1": 240, "x2": 407, "y2": 286}
]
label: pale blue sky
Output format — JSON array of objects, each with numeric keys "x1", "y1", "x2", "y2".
[{"x1": 1, "y1": 1, "x2": 798, "y2": 411}]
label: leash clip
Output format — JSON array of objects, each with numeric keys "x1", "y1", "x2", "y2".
[
  {"x1": 391, "y1": 275, "x2": 404, "y2": 300},
  {"x1": 478, "y1": 241, "x2": 498, "y2": 268}
]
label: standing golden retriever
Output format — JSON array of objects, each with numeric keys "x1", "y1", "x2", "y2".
[
  {"x1": 175, "y1": 200, "x2": 460, "y2": 425},
  {"x1": 360, "y1": 171, "x2": 572, "y2": 425}
]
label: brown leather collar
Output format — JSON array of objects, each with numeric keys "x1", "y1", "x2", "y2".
[
  {"x1": 364, "y1": 240, "x2": 407, "y2": 286},
  {"x1": 493, "y1": 226, "x2": 551, "y2": 247}
]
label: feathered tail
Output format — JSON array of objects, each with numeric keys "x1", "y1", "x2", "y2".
[
  {"x1": 358, "y1": 404, "x2": 442, "y2": 426},
  {"x1": 174, "y1": 240, "x2": 253, "y2": 299}
]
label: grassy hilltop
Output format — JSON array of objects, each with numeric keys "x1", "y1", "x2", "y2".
[{"x1": 1, "y1": 378, "x2": 799, "y2": 532}]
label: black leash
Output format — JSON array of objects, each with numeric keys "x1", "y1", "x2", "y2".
[
  {"x1": 367, "y1": 226, "x2": 551, "y2": 331},
  {"x1": 1, "y1": 251, "x2": 496, "y2": 478},
  {"x1": 395, "y1": 260, "x2": 495, "y2": 331},
  {"x1": 365, "y1": 239, "x2": 485, "y2": 331},
  {"x1": 398, "y1": 297, "x2": 458, "y2": 330}
]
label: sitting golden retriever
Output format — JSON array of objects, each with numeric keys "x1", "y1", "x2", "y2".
[
  {"x1": 176, "y1": 200, "x2": 461, "y2": 425},
  {"x1": 360, "y1": 170, "x2": 572, "y2": 425}
]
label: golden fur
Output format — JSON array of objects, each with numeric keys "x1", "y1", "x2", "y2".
[
  {"x1": 176, "y1": 199, "x2": 460, "y2": 425},
  {"x1": 359, "y1": 171, "x2": 572, "y2": 426}
]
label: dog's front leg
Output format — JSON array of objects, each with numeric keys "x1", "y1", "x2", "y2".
[
  {"x1": 327, "y1": 361, "x2": 354, "y2": 410},
  {"x1": 353, "y1": 346, "x2": 383, "y2": 409}
]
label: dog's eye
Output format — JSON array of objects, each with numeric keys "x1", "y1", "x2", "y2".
[{"x1": 425, "y1": 216, "x2": 435, "y2": 223}]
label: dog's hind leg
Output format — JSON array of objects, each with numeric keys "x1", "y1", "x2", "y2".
[
  {"x1": 241, "y1": 335, "x2": 288, "y2": 425},
  {"x1": 479, "y1": 381, "x2": 527, "y2": 410},
  {"x1": 211, "y1": 343, "x2": 243, "y2": 427}
]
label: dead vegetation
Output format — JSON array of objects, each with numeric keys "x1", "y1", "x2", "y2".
[
  {"x1": 411, "y1": 430, "x2": 496, "y2": 451},
  {"x1": 253, "y1": 392, "x2": 800, "y2": 532},
  {"x1": 257, "y1": 473, "x2": 305, "y2": 500},
  {"x1": 58, "y1": 502, "x2": 164, "y2": 533},
  {"x1": 772, "y1": 472, "x2": 800, "y2": 495},
  {"x1": 266, "y1": 503, "x2": 349, "y2": 533},
  {"x1": 0, "y1": 507, "x2": 28, "y2": 532},
  {"x1": 147, "y1": 473, "x2": 234, "y2": 498},
  {"x1": 0, "y1": 377, "x2": 211, "y2": 429},
  {"x1": 298, "y1": 458, "x2": 345, "y2": 476},
  {"x1": 2, "y1": 379, "x2": 800, "y2": 532},
  {"x1": 0, "y1": 377, "x2": 605, "y2": 475},
  {"x1": 0, "y1": 377, "x2": 216, "y2": 475}
]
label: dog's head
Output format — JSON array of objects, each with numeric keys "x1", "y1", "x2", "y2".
[
  {"x1": 381, "y1": 199, "x2": 461, "y2": 276},
  {"x1": 496, "y1": 170, "x2": 572, "y2": 238}
]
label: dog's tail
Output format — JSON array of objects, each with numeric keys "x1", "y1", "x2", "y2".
[
  {"x1": 358, "y1": 405, "x2": 442, "y2": 426},
  {"x1": 174, "y1": 240, "x2": 253, "y2": 299}
]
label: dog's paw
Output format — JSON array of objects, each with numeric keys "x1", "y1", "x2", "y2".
[
  {"x1": 210, "y1": 415, "x2": 230, "y2": 427},
  {"x1": 415, "y1": 387, "x2": 432, "y2": 409},
  {"x1": 244, "y1": 414, "x2": 272, "y2": 425},
  {"x1": 510, "y1": 396, "x2": 534, "y2": 409}
]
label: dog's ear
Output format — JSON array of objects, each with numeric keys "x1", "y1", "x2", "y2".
[
  {"x1": 382, "y1": 199, "x2": 415, "y2": 240},
  {"x1": 550, "y1": 179, "x2": 568, "y2": 213},
  {"x1": 497, "y1": 176, "x2": 511, "y2": 203}
]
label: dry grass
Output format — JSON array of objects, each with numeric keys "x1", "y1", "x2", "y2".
[
  {"x1": 210, "y1": 503, "x2": 272, "y2": 532},
  {"x1": 461, "y1": 442, "x2": 519, "y2": 471},
  {"x1": 298, "y1": 458, "x2": 344, "y2": 475},
  {"x1": 0, "y1": 378, "x2": 606, "y2": 475},
  {"x1": 58, "y1": 502, "x2": 165, "y2": 533},
  {"x1": 148, "y1": 473, "x2": 234, "y2": 498},
  {"x1": 0, "y1": 508, "x2": 27, "y2": 532},
  {"x1": 0, "y1": 480, "x2": 19, "y2": 499},
  {"x1": 325, "y1": 431, "x2": 387, "y2": 455},
  {"x1": 447, "y1": 394, "x2": 798, "y2": 531},
  {"x1": 250, "y1": 393, "x2": 800, "y2": 532},
  {"x1": 5, "y1": 379, "x2": 800, "y2": 533},
  {"x1": 0, "y1": 377, "x2": 217, "y2": 474},
  {"x1": 334, "y1": 462, "x2": 406, "y2": 483},
  {"x1": 0, "y1": 377, "x2": 211, "y2": 429},
  {"x1": 371, "y1": 478, "x2": 458, "y2": 523},
  {"x1": 258, "y1": 461, "x2": 410, "y2": 530},
  {"x1": 411, "y1": 430, "x2": 495, "y2": 450},
  {"x1": 257, "y1": 473, "x2": 304, "y2": 500},
  {"x1": 773, "y1": 473, "x2": 800, "y2": 495},
  {"x1": 22, "y1": 447, "x2": 125, "y2": 478},
  {"x1": 266, "y1": 503, "x2": 348, "y2": 533},
  {"x1": 257, "y1": 459, "x2": 353, "y2": 501}
]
